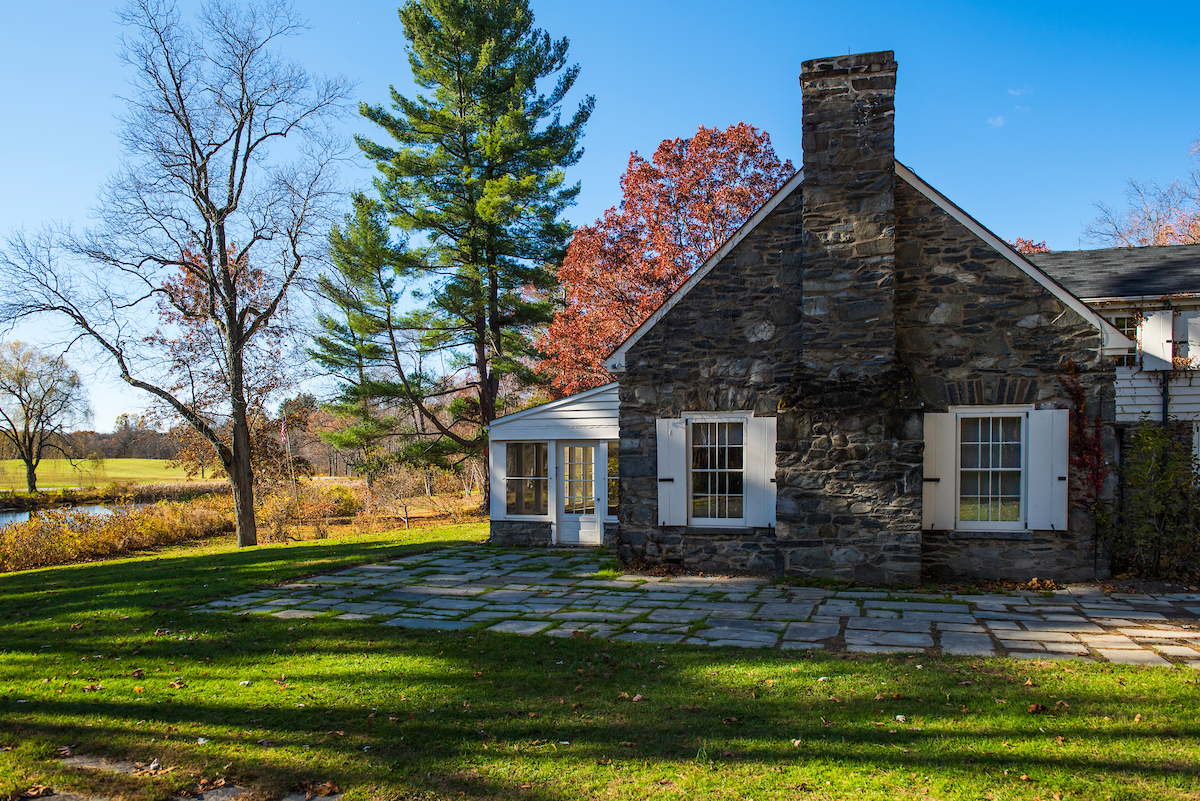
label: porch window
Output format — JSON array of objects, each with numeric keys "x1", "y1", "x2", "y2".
[
  {"x1": 506, "y1": 442, "x2": 548, "y2": 516},
  {"x1": 690, "y1": 421, "x2": 745, "y2": 520}
]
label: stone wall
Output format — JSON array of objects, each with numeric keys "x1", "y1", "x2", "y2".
[
  {"x1": 893, "y1": 179, "x2": 1115, "y2": 581},
  {"x1": 616, "y1": 184, "x2": 803, "y2": 568},
  {"x1": 489, "y1": 520, "x2": 552, "y2": 547}
]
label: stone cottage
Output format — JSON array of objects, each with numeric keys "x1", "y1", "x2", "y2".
[{"x1": 489, "y1": 51, "x2": 1132, "y2": 585}]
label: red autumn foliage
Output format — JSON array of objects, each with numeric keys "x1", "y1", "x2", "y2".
[
  {"x1": 1010, "y1": 237, "x2": 1052, "y2": 254},
  {"x1": 538, "y1": 123, "x2": 795, "y2": 396}
]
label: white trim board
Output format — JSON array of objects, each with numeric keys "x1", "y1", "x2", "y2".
[
  {"x1": 895, "y1": 162, "x2": 1131, "y2": 353},
  {"x1": 604, "y1": 169, "x2": 805, "y2": 372}
]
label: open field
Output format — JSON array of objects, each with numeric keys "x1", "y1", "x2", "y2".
[
  {"x1": 0, "y1": 459, "x2": 193, "y2": 490},
  {"x1": 2, "y1": 528, "x2": 1199, "y2": 801}
]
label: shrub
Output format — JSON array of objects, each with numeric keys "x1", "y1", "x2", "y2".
[
  {"x1": 1111, "y1": 419, "x2": 1200, "y2": 580},
  {"x1": 0, "y1": 498, "x2": 233, "y2": 572}
]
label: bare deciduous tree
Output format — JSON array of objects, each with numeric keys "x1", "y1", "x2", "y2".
[
  {"x1": 1086, "y1": 138, "x2": 1200, "y2": 247},
  {"x1": 0, "y1": 0, "x2": 349, "y2": 545},
  {"x1": 0, "y1": 342, "x2": 92, "y2": 493}
]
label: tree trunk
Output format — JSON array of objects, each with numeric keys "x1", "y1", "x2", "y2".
[
  {"x1": 227, "y1": 329, "x2": 258, "y2": 547},
  {"x1": 24, "y1": 458, "x2": 37, "y2": 493}
]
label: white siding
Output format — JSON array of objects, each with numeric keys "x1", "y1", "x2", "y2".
[
  {"x1": 488, "y1": 383, "x2": 619, "y2": 441},
  {"x1": 1115, "y1": 368, "x2": 1200, "y2": 422}
]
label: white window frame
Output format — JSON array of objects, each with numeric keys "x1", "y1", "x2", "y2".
[
  {"x1": 685, "y1": 412, "x2": 751, "y2": 528},
  {"x1": 656, "y1": 412, "x2": 776, "y2": 529},
  {"x1": 923, "y1": 405, "x2": 1070, "y2": 533},
  {"x1": 498, "y1": 440, "x2": 555, "y2": 521},
  {"x1": 952, "y1": 406, "x2": 1029, "y2": 532},
  {"x1": 603, "y1": 439, "x2": 619, "y2": 522}
]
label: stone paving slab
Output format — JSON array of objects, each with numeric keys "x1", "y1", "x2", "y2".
[{"x1": 200, "y1": 544, "x2": 1200, "y2": 666}]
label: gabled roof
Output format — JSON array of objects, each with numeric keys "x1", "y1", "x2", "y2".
[
  {"x1": 1028, "y1": 244, "x2": 1200, "y2": 301},
  {"x1": 486, "y1": 381, "x2": 618, "y2": 433},
  {"x1": 895, "y1": 162, "x2": 1131, "y2": 353},
  {"x1": 603, "y1": 169, "x2": 805, "y2": 372}
]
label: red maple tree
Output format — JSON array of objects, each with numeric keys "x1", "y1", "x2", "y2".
[
  {"x1": 1010, "y1": 237, "x2": 1052, "y2": 254},
  {"x1": 538, "y1": 123, "x2": 795, "y2": 396}
]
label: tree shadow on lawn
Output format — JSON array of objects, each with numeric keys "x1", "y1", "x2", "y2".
[{"x1": 4, "y1": 616, "x2": 1200, "y2": 800}]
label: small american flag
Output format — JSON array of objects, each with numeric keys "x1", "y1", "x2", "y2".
[{"x1": 280, "y1": 417, "x2": 288, "y2": 445}]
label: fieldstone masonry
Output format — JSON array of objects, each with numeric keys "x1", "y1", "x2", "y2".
[{"x1": 616, "y1": 50, "x2": 1116, "y2": 584}]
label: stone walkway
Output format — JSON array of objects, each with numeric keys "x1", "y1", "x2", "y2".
[{"x1": 197, "y1": 547, "x2": 1200, "y2": 666}]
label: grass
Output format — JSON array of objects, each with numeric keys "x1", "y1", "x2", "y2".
[
  {"x1": 0, "y1": 528, "x2": 1198, "y2": 801},
  {"x1": 0, "y1": 459, "x2": 193, "y2": 491}
]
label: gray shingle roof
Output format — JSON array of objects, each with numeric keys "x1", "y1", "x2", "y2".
[{"x1": 1028, "y1": 244, "x2": 1200, "y2": 300}]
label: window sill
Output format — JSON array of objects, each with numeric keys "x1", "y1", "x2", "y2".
[{"x1": 947, "y1": 530, "x2": 1033, "y2": 541}]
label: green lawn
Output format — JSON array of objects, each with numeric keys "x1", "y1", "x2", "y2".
[
  {"x1": 2, "y1": 526, "x2": 1198, "y2": 801},
  {"x1": 0, "y1": 458, "x2": 193, "y2": 490}
]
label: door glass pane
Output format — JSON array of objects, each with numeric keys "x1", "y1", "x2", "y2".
[
  {"x1": 607, "y1": 440, "x2": 619, "y2": 516},
  {"x1": 563, "y1": 445, "x2": 596, "y2": 515}
]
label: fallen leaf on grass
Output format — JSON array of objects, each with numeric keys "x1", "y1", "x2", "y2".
[
  {"x1": 1054, "y1": 700, "x2": 1070, "y2": 711},
  {"x1": 957, "y1": 680, "x2": 973, "y2": 685},
  {"x1": 256, "y1": 739, "x2": 273, "y2": 747},
  {"x1": 134, "y1": 687, "x2": 144, "y2": 693},
  {"x1": 129, "y1": 669, "x2": 144, "y2": 678},
  {"x1": 631, "y1": 694, "x2": 645, "y2": 703},
  {"x1": 619, "y1": 741, "x2": 637, "y2": 747},
  {"x1": 82, "y1": 684, "x2": 103, "y2": 692},
  {"x1": 1020, "y1": 774, "x2": 1030, "y2": 781},
  {"x1": 57, "y1": 746, "x2": 74, "y2": 757},
  {"x1": 168, "y1": 679, "x2": 186, "y2": 689},
  {"x1": 297, "y1": 781, "x2": 340, "y2": 798},
  {"x1": 1134, "y1": 714, "x2": 1142, "y2": 723},
  {"x1": 20, "y1": 785, "x2": 55, "y2": 798},
  {"x1": 722, "y1": 717, "x2": 741, "y2": 725},
  {"x1": 1024, "y1": 679, "x2": 1036, "y2": 686},
  {"x1": 1029, "y1": 704, "x2": 1048, "y2": 714},
  {"x1": 791, "y1": 739, "x2": 802, "y2": 747},
  {"x1": 596, "y1": 759, "x2": 611, "y2": 765},
  {"x1": 154, "y1": 629, "x2": 169, "y2": 637}
]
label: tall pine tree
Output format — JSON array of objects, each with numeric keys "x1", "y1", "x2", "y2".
[{"x1": 355, "y1": 0, "x2": 593, "y2": 444}]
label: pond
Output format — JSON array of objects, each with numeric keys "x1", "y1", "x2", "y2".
[{"x1": 0, "y1": 503, "x2": 149, "y2": 530}]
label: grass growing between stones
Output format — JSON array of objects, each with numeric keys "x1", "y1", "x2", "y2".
[{"x1": 1, "y1": 531, "x2": 1198, "y2": 801}]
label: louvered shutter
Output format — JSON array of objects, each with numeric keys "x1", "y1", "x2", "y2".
[
  {"x1": 655, "y1": 418, "x2": 687, "y2": 525},
  {"x1": 1026, "y1": 409, "x2": 1069, "y2": 531},
  {"x1": 922, "y1": 413, "x2": 956, "y2": 530},
  {"x1": 1140, "y1": 310, "x2": 1173, "y2": 371},
  {"x1": 745, "y1": 416, "x2": 777, "y2": 527},
  {"x1": 1185, "y1": 313, "x2": 1200, "y2": 367}
]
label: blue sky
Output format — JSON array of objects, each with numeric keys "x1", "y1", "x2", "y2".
[{"x1": 2, "y1": 0, "x2": 1198, "y2": 429}]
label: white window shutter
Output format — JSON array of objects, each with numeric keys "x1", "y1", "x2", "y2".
[
  {"x1": 745, "y1": 416, "x2": 777, "y2": 527},
  {"x1": 922, "y1": 413, "x2": 956, "y2": 530},
  {"x1": 655, "y1": 418, "x2": 687, "y2": 526},
  {"x1": 1185, "y1": 313, "x2": 1200, "y2": 368},
  {"x1": 1027, "y1": 409, "x2": 1069, "y2": 531},
  {"x1": 1140, "y1": 310, "x2": 1173, "y2": 370}
]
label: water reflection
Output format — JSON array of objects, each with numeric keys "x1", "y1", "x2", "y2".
[{"x1": 0, "y1": 503, "x2": 148, "y2": 529}]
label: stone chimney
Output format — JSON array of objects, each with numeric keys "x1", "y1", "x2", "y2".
[{"x1": 798, "y1": 51, "x2": 898, "y2": 378}]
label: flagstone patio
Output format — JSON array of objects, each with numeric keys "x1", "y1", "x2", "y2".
[{"x1": 196, "y1": 546, "x2": 1200, "y2": 666}]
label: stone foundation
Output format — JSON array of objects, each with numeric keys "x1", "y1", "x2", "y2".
[
  {"x1": 489, "y1": 520, "x2": 619, "y2": 551},
  {"x1": 922, "y1": 525, "x2": 1109, "y2": 583},
  {"x1": 489, "y1": 520, "x2": 552, "y2": 547}
]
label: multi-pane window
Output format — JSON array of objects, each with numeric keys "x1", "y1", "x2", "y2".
[
  {"x1": 959, "y1": 416, "x2": 1022, "y2": 523},
  {"x1": 562, "y1": 445, "x2": 596, "y2": 514},
  {"x1": 1109, "y1": 316, "x2": 1137, "y2": 367},
  {"x1": 607, "y1": 440, "x2": 619, "y2": 516},
  {"x1": 506, "y1": 443, "x2": 548, "y2": 515},
  {"x1": 691, "y1": 422, "x2": 744, "y2": 519}
]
